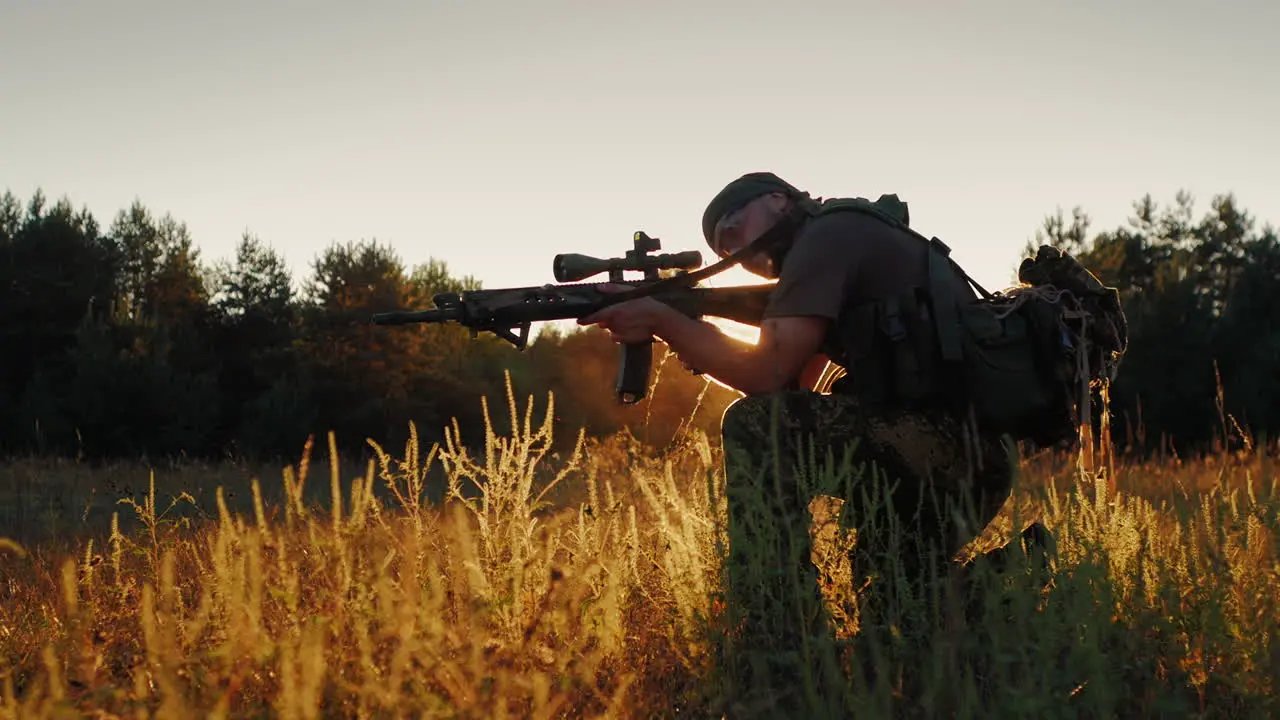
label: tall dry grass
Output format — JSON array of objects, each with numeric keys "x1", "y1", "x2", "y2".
[{"x1": 0, "y1": 375, "x2": 1277, "y2": 718}]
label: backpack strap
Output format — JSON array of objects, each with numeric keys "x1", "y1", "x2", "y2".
[
  {"x1": 814, "y1": 194, "x2": 986, "y2": 361},
  {"x1": 817, "y1": 194, "x2": 988, "y2": 405},
  {"x1": 814, "y1": 194, "x2": 994, "y2": 300},
  {"x1": 925, "y1": 236, "x2": 965, "y2": 363}
]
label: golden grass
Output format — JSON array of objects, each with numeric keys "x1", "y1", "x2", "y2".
[{"x1": 1, "y1": 377, "x2": 1278, "y2": 718}]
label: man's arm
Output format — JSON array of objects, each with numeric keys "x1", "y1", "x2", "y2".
[{"x1": 655, "y1": 310, "x2": 828, "y2": 396}]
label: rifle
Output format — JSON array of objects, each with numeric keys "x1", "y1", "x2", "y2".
[{"x1": 371, "y1": 231, "x2": 775, "y2": 404}]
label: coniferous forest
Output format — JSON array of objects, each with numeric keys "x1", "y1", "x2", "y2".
[{"x1": 2, "y1": 187, "x2": 1276, "y2": 464}]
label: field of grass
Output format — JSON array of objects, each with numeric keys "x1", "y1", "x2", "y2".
[{"x1": 1, "y1": 379, "x2": 1278, "y2": 718}]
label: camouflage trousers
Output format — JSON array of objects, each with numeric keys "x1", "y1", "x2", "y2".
[{"x1": 716, "y1": 389, "x2": 1015, "y2": 705}]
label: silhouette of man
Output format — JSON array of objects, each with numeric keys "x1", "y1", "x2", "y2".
[{"x1": 579, "y1": 172, "x2": 1018, "y2": 712}]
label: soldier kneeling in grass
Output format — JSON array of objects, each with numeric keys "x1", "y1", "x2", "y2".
[{"x1": 579, "y1": 172, "x2": 1127, "y2": 712}]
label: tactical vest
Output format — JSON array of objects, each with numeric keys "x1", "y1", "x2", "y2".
[{"x1": 807, "y1": 195, "x2": 1128, "y2": 451}]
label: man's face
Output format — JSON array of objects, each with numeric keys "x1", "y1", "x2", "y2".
[{"x1": 711, "y1": 193, "x2": 788, "y2": 278}]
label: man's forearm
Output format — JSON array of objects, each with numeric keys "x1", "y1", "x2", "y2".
[{"x1": 655, "y1": 312, "x2": 791, "y2": 395}]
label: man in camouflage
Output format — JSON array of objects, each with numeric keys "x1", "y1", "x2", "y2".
[{"x1": 579, "y1": 172, "x2": 1022, "y2": 709}]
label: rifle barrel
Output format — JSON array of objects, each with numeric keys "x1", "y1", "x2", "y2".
[{"x1": 371, "y1": 309, "x2": 458, "y2": 325}]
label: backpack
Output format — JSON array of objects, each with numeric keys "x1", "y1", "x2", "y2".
[{"x1": 811, "y1": 195, "x2": 1129, "y2": 450}]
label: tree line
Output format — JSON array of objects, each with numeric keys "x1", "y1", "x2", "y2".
[
  {"x1": 1, "y1": 187, "x2": 1275, "y2": 464},
  {"x1": 0, "y1": 189, "x2": 738, "y2": 464},
  {"x1": 1032, "y1": 192, "x2": 1279, "y2": 454}
]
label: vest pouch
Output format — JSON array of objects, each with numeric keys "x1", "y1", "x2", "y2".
[{"x1": 956, "y1": 300, "x2": 1075, "y2": 447}]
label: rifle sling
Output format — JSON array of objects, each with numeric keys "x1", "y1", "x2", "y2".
[{"x1": 603, "y1": 205, "x2": 808, "y2": 304}]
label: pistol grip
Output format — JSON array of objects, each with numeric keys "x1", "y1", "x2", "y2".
[{"x1": 616, "y1": 341, "x2": 653, "y2": 405}]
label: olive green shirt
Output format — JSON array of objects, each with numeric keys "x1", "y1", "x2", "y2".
[{"x1": 764, "y1": 210, "x2": 978, "y2": 322}]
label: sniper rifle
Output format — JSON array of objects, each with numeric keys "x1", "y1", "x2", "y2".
[{"x1": 371, "y1": 231, "x2": 776, "y2": 404}]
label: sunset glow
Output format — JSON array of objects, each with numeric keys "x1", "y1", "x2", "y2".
[{"x1": 699, "y1": 263, "x2": 770, "y2": 345}]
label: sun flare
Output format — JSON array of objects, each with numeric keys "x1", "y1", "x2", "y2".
[{"x1": 698, "y1": 264, "x2": 771, "y2": 345}]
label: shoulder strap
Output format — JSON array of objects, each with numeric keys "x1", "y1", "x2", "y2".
[
  {"x1": 815, "y1": 195, "x2": 994, "y2": 301},
  {"x1": 817, "y1": 195, "x2": 980, "y2": 366},
  {"x1": 815, "y1": 195, "x2": 910, "y2": 226},
  {"x1": 925, "y1": 237, "x2": 965, "y2": 363}
]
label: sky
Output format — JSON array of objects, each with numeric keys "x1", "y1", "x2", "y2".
[{"x1": 3, "y1": 0, "x2": 1277, "y2": 307}]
